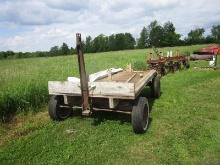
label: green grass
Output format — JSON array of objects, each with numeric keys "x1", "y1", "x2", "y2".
[
  {"x1": 0, "y1": 44, "x2": 212, "y2": 121},
  {"x1": 0, "y1": 44, "x2": 220, "y2": 164}
]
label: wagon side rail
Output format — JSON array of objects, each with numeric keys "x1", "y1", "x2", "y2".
[
  {"x1": 134, "y1": 69, "x2": 157, "y2": 97},
  {"x1": 48, "y1": 81, "x2": 135, "y2": 99}
]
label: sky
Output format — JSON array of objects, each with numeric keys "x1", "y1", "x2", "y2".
[{"x1": 0, "y1": 0, "x2": 219, "y2": 52}]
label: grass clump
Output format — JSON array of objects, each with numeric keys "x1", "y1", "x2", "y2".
[
  {"x1": 132, "y1": 61, "x2": 147, "y2": 70},
  {"x1": 0, "y1": 82, "x2": 48, "y2": 122}
]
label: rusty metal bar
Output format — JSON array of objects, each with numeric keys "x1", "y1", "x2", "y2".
[
  {"x1": 76, "y1": 33, "x2": 91, "y2": 116},
  {"x1": 92, "y1": 107, "x2": 131, "y2": 114}
]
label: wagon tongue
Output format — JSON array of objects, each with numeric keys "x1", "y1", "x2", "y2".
[{"x1": 76, "y1": 33, "x2": 91, "y2": 116}]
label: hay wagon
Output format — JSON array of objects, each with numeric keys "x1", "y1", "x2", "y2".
[{"x1": 48, "y1": 34, "x2": 161, "y2": 133}]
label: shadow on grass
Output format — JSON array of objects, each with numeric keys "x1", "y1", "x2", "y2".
[
  {"x1": 91, "y1": 87, "x2": 160, "y2": 127},
  {"x1": 91, "y1": 111, "x2": 131, "y2": 126},
  {"x1": 69, "y1": 87, "x2": 161, "y2": 129}
]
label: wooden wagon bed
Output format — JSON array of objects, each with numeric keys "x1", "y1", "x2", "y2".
[
  {"x1": 48, "y1": 69, "x2": 157, "y2": 100},
  {"x1": 47, "y1": 34, "x2": 161, "y2": 134}
]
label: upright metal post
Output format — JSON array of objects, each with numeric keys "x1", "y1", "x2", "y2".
[
  {"x1": 214, "y1": 55, "x2": 217, "y2": 70},
  {"x1": 76, "y1": 33, "x2": 91, "y2": 115}
]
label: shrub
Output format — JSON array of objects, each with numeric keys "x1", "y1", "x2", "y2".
[{"x1": 132, "y1": 61, "x2": 147, "y2": 70}]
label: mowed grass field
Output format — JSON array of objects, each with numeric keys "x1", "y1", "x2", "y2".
[{"x1": 0, "y1": 44, "x2": 220, "y2": 164}]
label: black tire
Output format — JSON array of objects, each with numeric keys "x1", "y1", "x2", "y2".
[
  {"x1": 177, "y1": 62, "x2": 181, "y2": 70},
  {"x1": 48, "y1": 95, "x2": 71, "y2": 121},
  {"x1": 174, "y1": 62, "x2": 178, "y2": 71},
  {"x1": 183, "y1": 61, "x2": 190, "y2": 69},
  {"x1": 169, "y1": 62, "x2": 174, "y2": 73},
  {"x1": 132, "y1": 97, "x2": 150, "y2": 134},
  {"x1": 160, "y1": 65, "x2": 167, "y2": 76},
  {"x1": 185, "y1": 62, "x2": 190, "y2": 69},
  {"x1": 151, "y1": 76, "x2": 161, "y2": 98}
]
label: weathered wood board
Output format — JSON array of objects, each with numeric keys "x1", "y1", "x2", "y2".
[
  {"x1": 48, "y1": 69, "x2": 157, "y2": 100},
  {"x1": 49, "y1": 81, "x2": 135, "y2": 99},
  {"x1": 135, "y1": 70, "x2": 156, "y2": 96}
]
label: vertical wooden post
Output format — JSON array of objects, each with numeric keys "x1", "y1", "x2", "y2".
[{"x1": 76, "y1": 33, "x2": 91, "y2": 115}]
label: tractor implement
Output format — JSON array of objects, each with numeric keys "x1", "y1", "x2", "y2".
[{"x1": 147, "y1": 48, "x2": 190, "y2": 75}]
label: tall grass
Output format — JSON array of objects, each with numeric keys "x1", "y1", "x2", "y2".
[{"x1": 0, "y1": 45, "x2": 210, "y2": 122}]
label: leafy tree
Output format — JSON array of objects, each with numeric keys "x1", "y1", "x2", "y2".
[
  {"x1": 49, "y1": 46, "x2": 59, "y2": 56},
  {"x1": 137, "y1": 27, "x2": 148, "y2": 48},
  {"x1": 70, "y1": 47, "x2": 76, "y2": 54},
  {"x1": 81, "y1": 40, "x2": 86, "y2": 52},
  {"x1": 205, "y1": 35, "x2": 215, "y2": 44},
  {"x1": 211, "y1": 25, "x2": 220, "y2": 43},
  {"x1": 16, "y1": 52, "x2": 24, "y2": 58},
  {"x1": 163, "y1": 21, "x2": 181, "y2": 46},
  {"x1": 36, "y1": 51, "x2": 47, "y2": 57},
  {"x1": 108, "y1": 34, "x2": 116, "y2": 51},
  {"x1": 92, "y1": 34, "x2": 108, "y2": 52},
  {"x1": 60, "y1": 42, "x2": 70, "y2": 55},
  {"x1": 186, "y1": 28, "x2": 205, "y2": 44},
  {"x1": 85, "y1": 36, "x2": 93, "y2": 53},
  {"x1": 4, "y1": 51, "x2": 15, "y2": 58},
  {"x1": 124, "y1": 33, "x2": 135, "y2": 49},
  {"x1": 148, "y1": 20, "x2": 164, "y2": 47},
  {"x1": 0, "y1": 52, "x2": 5, "y2": 59},
  {"x1": 115, "y1": 33, "x2": 126, "y2": 50}
]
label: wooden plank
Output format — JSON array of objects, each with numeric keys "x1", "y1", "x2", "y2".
[
  {"x1": 109, "y1": 98, "x2": 119, "y2": 109},
  {"x1": 89, "y1": 68, "x2": 123, "y2": 82},
  {"x1": 126, "y1": 73, "x2": 137, "y2": 82},
  {"x1": 135, "y1": 70, "x2": 157, "y2": 96},
  {"x1": 97, "y1": 71, "x2": 134, "y2": 82},
  {"x1": 48, "y1": 81, "x2": 135, "y2": 99},
  {"x1": 48, "y1": 81, "x2": 81, "y2": 95},
  {"x1": 91, "y1": 82, "x2": 135, "y2": 97}
]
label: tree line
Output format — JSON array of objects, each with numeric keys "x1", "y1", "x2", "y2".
[
  {"x1": 137, "y1": 20, "x2": 220, "y2": 48},
  {"x1": 0, "y1": 20, "x2": 219, "y2": 59},
  {"x1": 0, "y1": 43, "x2": 75, "y2": 59}
]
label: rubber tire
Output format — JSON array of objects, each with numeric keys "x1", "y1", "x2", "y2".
[
  {"x1": 132, "y1": 97, "x2": 150, "y2": 134},
  {"x1": 183, "y1": 61, "x2": 190, "y2": 69},
  {"x1": 160, "y1": 66, "x2": 166, "y2": 76},
  {"x1": 169, "y1": 62, "x2": 175, "y2": 73},
  {"x1": 185, "y1": 62, "x2": 190, "y2": 69},
  {"x1": 48, "y1": 95, "x2": 71, "y2": 121},
  {"x1": 151, "y1": 76, "x2": 161, "y2": 98},
  {"x1": 177, "y1": 62, "x2": 181, "y2": 70}
]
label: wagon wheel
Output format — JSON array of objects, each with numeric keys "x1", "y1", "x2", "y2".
[
  {"x1": 185, "y1": 61, "x2": 190, "y2": 69},
  {"x1": 132, "y1": 97, "x2": 150, "y2": 134},
  {"x1": 174, "y1": 62, "x2": 180, "y2": 71},
  {"x1": 177, "y1": 62, "x2": 181, "y2": 70},
  {"x1": 164, "y1": 65, "x2": 169, "y2": 74},
  {"x1": 160, "y1": 65, "x2": 167, "y2": 76},
  {"x1": 183, "y1": 60, "x2": 190, "y2": 69},
  {"x1": 169, "y1": 62, "x2": 174, "y2": 73},
  {"x1": 151, "y1": 76, "x2": 161, "y2": 98},
  {"x1": 48, "y1": 95, "x2": 72, "y2": 121},
  {"x1": 173, "y1": 62, "x2": 177, "y2": 71}
]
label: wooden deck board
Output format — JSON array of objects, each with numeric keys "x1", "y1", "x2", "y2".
[
  {"x1": 48, "y1": 70, "x2": 157, "y2": 100},
  {"x1": 96, "y1": 70, "x2": 156, "y2": 85}
]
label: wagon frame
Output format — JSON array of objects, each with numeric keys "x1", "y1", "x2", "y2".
[{"x1": 48, "y1": 34, "x2": 161, "y2": 133}]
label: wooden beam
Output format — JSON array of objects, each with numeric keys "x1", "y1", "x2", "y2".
[
  {"x1": 109, "y1": 98, "x2": 119, "y2": 109},
  {"x1": 48, "y1": 81, "x2": 135, "y2": 99},
  {"x1": 135, "y1": 70, "x2": 157, "y2": 96},
  {"x1": 126, "y1": 73, "x2": 136, "y2": 82}
]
